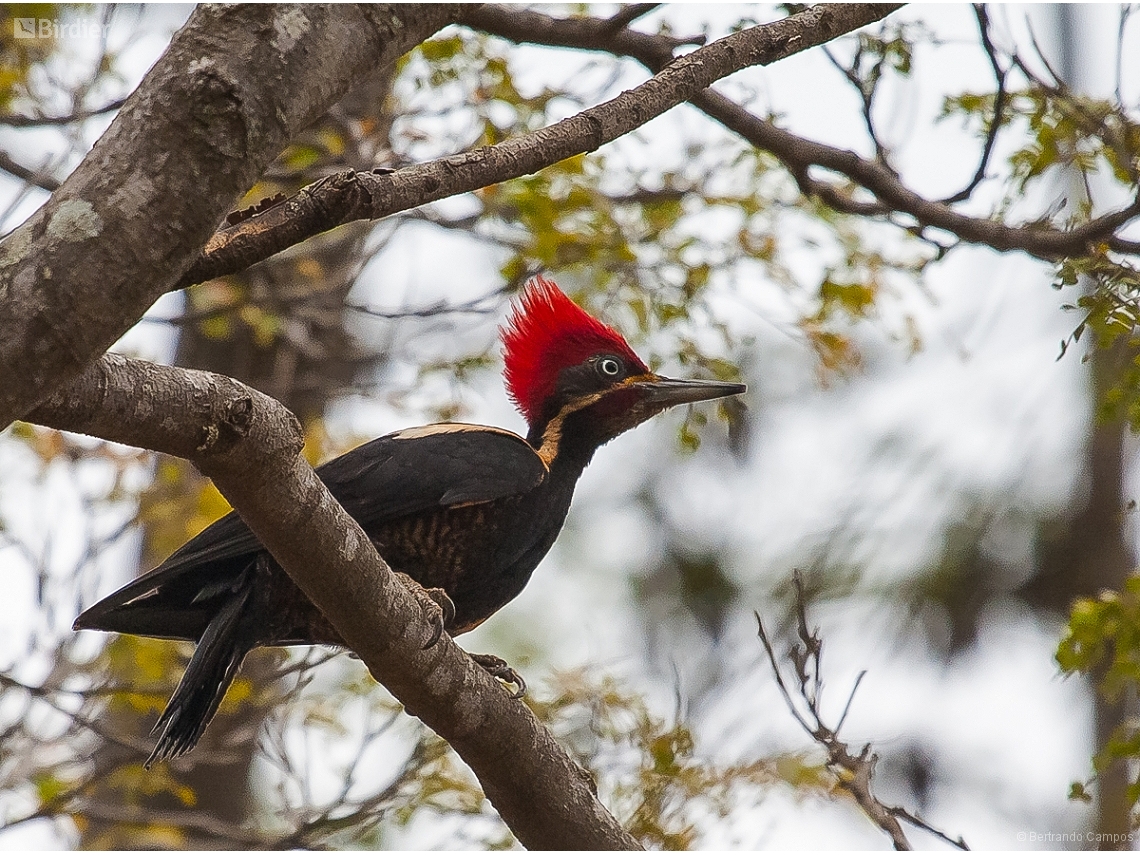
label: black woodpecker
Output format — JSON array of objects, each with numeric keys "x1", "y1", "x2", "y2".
[{"x1": 74, "y1": 275, "x2": 747, "y2": 766}]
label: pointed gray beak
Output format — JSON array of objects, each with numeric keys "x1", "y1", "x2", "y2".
[{"x1": 631, "y1": 376, "x2": 747, "y2": 409}]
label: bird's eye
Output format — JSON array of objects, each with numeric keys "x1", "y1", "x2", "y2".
[{"x1": 597, "y1": 356, "x2": 623, "y2": 378}]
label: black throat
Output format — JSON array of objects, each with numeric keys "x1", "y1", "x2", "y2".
[{"x1": 526, "y1": 402, "x2": 613, "y2": 478}]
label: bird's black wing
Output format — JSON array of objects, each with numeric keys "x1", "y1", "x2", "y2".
[
  {"x1": 318, "y1": 425, "x2": 547, "y2": 526},
  {"x1": 74, "y1": 425, "x2": 547, "y2": 639}
]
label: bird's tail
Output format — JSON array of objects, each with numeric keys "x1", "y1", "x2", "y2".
[{"x1": 145, "y1": 580, "x2": 254, "y2": 769}]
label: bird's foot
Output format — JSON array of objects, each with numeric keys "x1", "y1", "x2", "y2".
[
  {"x1": 470, "y1": 652, "x2": 527, "y2": 698},
  {"x1": 394, "y1": 572, "x2": 455, "y2": 649}
]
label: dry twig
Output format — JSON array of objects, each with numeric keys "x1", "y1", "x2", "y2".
[{"x1": 756, "y1": 571, "x2": 969, "y2": 851}]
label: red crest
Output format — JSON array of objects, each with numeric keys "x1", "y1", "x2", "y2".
[{"x1": 501, "y1": 276, "x2": 647, "y2": 425}]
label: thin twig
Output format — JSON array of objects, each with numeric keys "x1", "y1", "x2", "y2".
[
  {"x1": 1115, "y1": 6, "x2": 1134, "y2": 106},
  {"x1": 0, "y1": 97, "x2": 127, "y2": 128},
  {"x1": 835, "y1": 670, "x2": 866, "y2": 733},
  {"x1": 755, "y1": 611, "x2": 815, "y2": 734},
  {"x1": 756, "y1": 574, "x2": 969, "y2": 851},
  {"x1": 822, "y1": 41, "x2": 893, "y2": 169},
  {"x1": 892, "y1": 806, "x2": 971, "y2": 851},
  {"x1": 0, "y1": 150, "x2": 60, "y2": 192},
  {"x1": 940, "y1": 6, "x2": 1008, "y2": 204}
]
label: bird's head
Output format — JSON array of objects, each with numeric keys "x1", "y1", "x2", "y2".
[{"x1": 501, "y1": 276, "x2": 746, "y2": 462}]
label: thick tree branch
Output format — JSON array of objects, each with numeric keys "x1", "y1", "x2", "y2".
[
  {"x1": 28, "y1": 353, "x2": 640, "y2": 851},
  {"x1": 464, "y1": 4, "x2": 1140, "y2": 262},
  {"x1": 0, "y1": 4, "x2": 462, "y2": 427},
  {"x1": 172, "y1": 4, "x2": 899, "y2": 290}
]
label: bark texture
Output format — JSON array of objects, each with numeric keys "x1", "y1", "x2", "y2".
[
  {"x1": 77, "y1": 61, "x2": 403, "y2": 849},
  {"x1": 0, "y1": 3, "x2": 460, "y2": 425}
]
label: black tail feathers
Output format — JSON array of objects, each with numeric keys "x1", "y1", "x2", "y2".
[{"x1": 145, "y1": 582, "x2": 253, "y2": 769}]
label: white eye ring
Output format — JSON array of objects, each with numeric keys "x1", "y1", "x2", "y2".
[{"x1": 599, "y1": 357, "x2": 622, "y2": 377}]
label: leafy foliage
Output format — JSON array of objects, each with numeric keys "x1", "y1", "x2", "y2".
[
  {"x1": 943, "y1": 85, "x2": 1140, "y2": 196},
  {"x1": 527, "y1": 669, "x2": 832, "y2": 849},
  {"x1": 947, "y1": 68, "x2": 1140, "y2": 428},
  {"x1": 1057, "y1": 576, "x2": 1140, "y2": 824},
  {"x1": 1055, "y1": 252, "x2": 1140, "y2": 427},
  {"x1": 0, "y1": 4, "x2": 60, "y2": 112}
]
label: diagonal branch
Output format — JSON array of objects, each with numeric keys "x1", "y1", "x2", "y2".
[
  {"x1": 27, "y1": 352, "x2": 640, "y2": 850},
  {"x1": 172, "y1": 4, "x2": 900, "y2": 290},
  {"x1": 465, "y1": 4, "x2": 1140, "y2": 262},
  {"x1": 0, "y1": 150, "x2": 61, "y2": 193}
]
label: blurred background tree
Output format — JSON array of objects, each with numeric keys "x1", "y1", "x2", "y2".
[{"x1": 1, "y1": 3, "x2": 1139, "y2": 849}]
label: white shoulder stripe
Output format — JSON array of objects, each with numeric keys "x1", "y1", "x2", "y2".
[{"x1": 389, "y1": 423, "x2": 524, "y2": 441}]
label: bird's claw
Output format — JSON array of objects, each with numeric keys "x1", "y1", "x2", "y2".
[
  {"x1": 418, "y1": 585, "x2": 456, "y2": 648},
  {"x1": 394, "y1": 572, "x2": 455, "y2": 649},
  {"x1": 470, "y1": 652, "x2": 527, "y2": 698}
]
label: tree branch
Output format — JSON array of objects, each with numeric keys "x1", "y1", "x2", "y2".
[
  {"x1": 0, "y1": 4, "x2": 463, "y2": 427},
  {"x1": 602, "y1": 4, "x2": 662, "y2": 34},
  {"x1": 464, "y1": 4, "x2": 1140, "y2": 262},
  {"x1": 0, "y1": 150, "x2": 60, "y2": 192},
  {"x1": 684, "y1": 88, "x2": 1140, "y2": 259},
  {"x1": 170, "y1": 4, "x2": 900, "y2": 290},
  {"x1": 938, "y1": 5, "x2": 1007, "y2": 205},
  {"x1": 27, "y1": 352, "x2": 640, "y2": 850},
  {"x1": 0, "y1": 97, "x2": 127, "y2": 128},
  {"x1": 755, "y1": 572, "x2": 969, "y2": 851}
]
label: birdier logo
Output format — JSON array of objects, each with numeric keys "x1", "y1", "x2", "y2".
[{"x1": 12, "y1": 18, "x2": 110, "y2": 39}]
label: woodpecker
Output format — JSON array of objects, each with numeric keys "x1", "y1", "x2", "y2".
[{"x1": 74, "y1": 276, "x2": 746, "y2": 767}]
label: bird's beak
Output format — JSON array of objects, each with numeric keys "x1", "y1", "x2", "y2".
[{"x1": 631, "y1": 376, "x2": 747, "y2": 408}]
